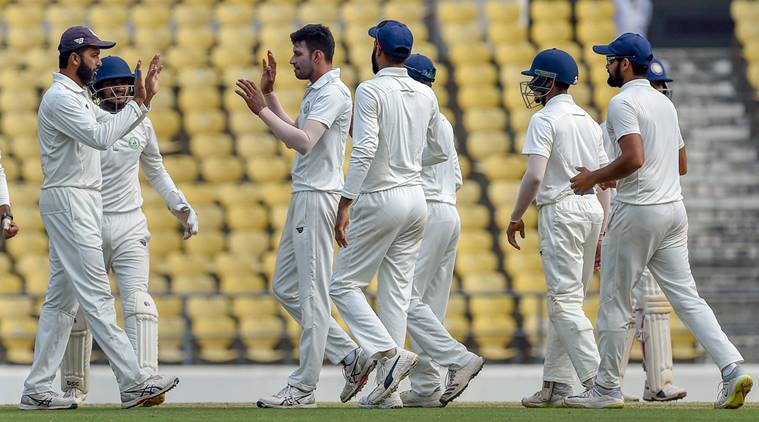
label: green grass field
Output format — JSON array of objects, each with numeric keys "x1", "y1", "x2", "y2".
[{"x1": 2, "y1": 403, "x2": 758, "y2": 422}]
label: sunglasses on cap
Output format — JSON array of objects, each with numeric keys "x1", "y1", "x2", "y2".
[
  {"x1": 405, "y1": 64, "x2": 436, "y2": 81},
  {"x1": 606, "y1": 56, "x2": 634, "y2": 65}
]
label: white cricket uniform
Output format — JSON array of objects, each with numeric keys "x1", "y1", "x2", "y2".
[
  {"x1": 522, "y1": 94, "x2": 607, "y2": 385},
  {"x1": 330, "y1": 67, "x2": 449, "y2": 359},
  {"x1": 596, "y1": 79, "x2": 743, "y2": 390},
  {"x1": 406, "y1": 115, "x2": 475, "y2": 396},
  {"x1": 270, "y1": 69, "x2": 358, "y2": 392},
  {"x1": 24, "y1": 73, "x2": 150, "y2": 395},
  {"x1": 0, "y1": 151, "x2": 9, "y2": 207}
]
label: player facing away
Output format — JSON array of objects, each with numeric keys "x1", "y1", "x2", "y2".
[
  {"x1": 329, "y1": 20, "x2": 450, "y2": 407},
  {"x1": 21, "y1": 27, "x2": 178, "y2": 410},
  {"x1": 505, "y1": 49, "x2": 611, "y2": 408},
  {"x1": 400, "y1": 54, "x2": 485, "y2": 409},
  {"x1": 233, "y1": 24, "x2": 374, "y2": 408},
  {"x1": 57, "y1": 55, "x2": 199, "y2": 407},
  {"x1": 565, "y1": 33, "x2": 752, "y2": 409},
  {"x1": 603, "y1": 57, "x2": 687, "y2": 403}
]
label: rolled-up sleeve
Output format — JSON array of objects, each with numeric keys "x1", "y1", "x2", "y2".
[{"x1": 342, "y1": 83, "x2": 380, "y2": 199}]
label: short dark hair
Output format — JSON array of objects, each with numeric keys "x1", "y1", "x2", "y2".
[
  {"x1": 631, "y1": 62, "x2": 649, "y2": 77},
  {"x1": 290, "y1": 24, "x2": 335, "y2": 62},
  {"x1": 59, "y1": 47, "x2": 86, "y2": 69},
  {"x1": 385, "y1": 50, "x2": 410, "y2": 64},
  {"x1": 555, "y1": 81, "x2": 570, "y2": 91}
]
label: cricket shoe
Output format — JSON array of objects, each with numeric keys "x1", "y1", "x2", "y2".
[
  {"x1": 400, "y1": 388, "x2": 443, "y2": 408},
  {"x1": 142, "y1": 393, "x2": 166, "y2": 407},
  {"x1": 121, "y1": 375, "x2": 179, "y2": 409},
  {"x1": 643, "y1": 382, "x2": 687, "y2": 402},
  {"x1": 257, "y1": 385, "x2": 316, "y2": 409},
  {"x1": 440, "y1": 355, "x2": 485, "y2": 405},
  {"x1": 359, "y1": 391, "x2": 403, "y2": 409},
  {"x1": 62, "y1": 388, "x2": 86, "y2": 405},
  {"x1": 563, "y1": 384, "x2": 624, "y2": 409},
  {"x1": 623, "y1": 392, "x2": 640, "y2": 402},
  {"x1": 340, "y1": 348, "x2": 376, "y2": 403},
  {"x1": 365, "y1": 348, "x2": 418, "y2": 405},
  {"x1": 714, "y1": 367, "x2": 753, "y2": 409},
  {"x1": 521, "y1": 381, "x2": 571, "y2": 408},
  {"x1": 19, "y1": 391, "x2": 78, "y2": 410}
]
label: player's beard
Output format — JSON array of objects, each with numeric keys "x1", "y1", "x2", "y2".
[
  {"x1": 76, "y1": 59, "x2": 97, "y2": 87},
  {"x1": 371, "y1": 45, "x2": 379, "y2": 74},
  {"x1": 607, "y1": 66, "x2": 624, "y2": 88}
]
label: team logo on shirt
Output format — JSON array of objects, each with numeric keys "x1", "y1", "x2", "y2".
[{"x1": 127, "y1": 137, "x2": 140, "y2": 150}]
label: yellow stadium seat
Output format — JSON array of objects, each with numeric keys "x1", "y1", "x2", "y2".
[
  {"x1": 7, "y1": 134, "x2": 39, "y2": 158},
  {"x1": 531, "y1": 21, "x2": 574, "y2": 47},
  {"x1": 442, "y1": 23, "x2": 482, "y2": 45},
  {"x1": 194, "y1": 204, "x2": 225, "y2": 230},
  {"x1": 485, "y1": 1, "x2": 522, "y2": 23},
  {"x1": 20, "y1": 158, "x2": 43, "y2": 184},
  {"x1": 2, "y1": 157, "x2": 18, "y2": 182},
  {"x1": 175, "y1": 27, "x2": 215, "y2": 51},
  {"x1": 1, "y1": 317, "x2": 37, "y2": 364},
  {"x1": 0, "y1": 273, "x2": 23, "y2": 294},
  {"x1": 472, "y1": 315, "x2": 517, "y2": 360},
  {"x1": 470, "y1": 296, "x2": 514, "y2": 317},
  {"x1": 163, "y1": 156, "x2": 199, "y2": 184},
  {"x1": 227, "y1": 205, "x2": 269, "y2": 231},
  {"x1": 212, "y1": 46, "x2": 254, "y2": 70},
  {"x1": 488, "y1": 24, "x2": 528, "y2": 44},
  {"x1": 455, "y1": 251, "x2": 498, "y2": 276},
  {"x1": 217, "y1": 26, "x2": 257, "y2": 49},
  {"x1": 510, "y1": 271, "x2": 546, "y2": 293},
  {"x1": 504, "y1": 249, "x2": 542, "y2": 274},
  {"x1": 186, "y1": 296, "x2": 230, "y2": 319},
  {"x1": 155, "y1": 296, "x2": 184, "y2": 317},
  {"x1": 2, "y1": 112, "x2": 37, "y2": 138},
  {"x1": 200, "y1": 157, "x2": 244, "y2": 183},
  {"x1": 495, "y1": 205, "x2": 538, "y2": 230},
  {"x1": 458, "y1": 229, "x2": 493, "y2": 253},
  {"x1": 449, "y1": 44, "x2": 491, "y2": 64},
  {"x1": 214, "y1": 253, "x2": 258, "y2": 277},
  {"x1": 495, "y1": 42, "x2": 536, "y2": 67},
  {"x1": 184, "y1": 110, "x2": 225, "y2": 135},
  {"x1": 90, "y1": 5, "x2": 129, "y2": 26},
  {"x1": 6, "y1": 231, "x2": 47, "y2": 259},
  {"x1": 178, "y1": 88, "x2": 221, "y2": 111},
  {"x1": 131, "y1": 4, "x2": 172, "y2": 27},
  {"x1": 576, "y1": 21, "x2": 617, "y2": 46},
  {"x1": 509, "y1": 107, "x2": 536, "y2": 133},
  {"x1": 444, "y1": 314, "x2": 469, "y2": 343},
  {"x1": 148, "y1": 110, "x2": 181, "y2": 141},
  {"x1": 454, "y1": 64, "x2": 498, "y2": 87},
  {"x1": 383, "y1": 2, "x2": 426, "y2": 22},
  {"x1": 158, "y1": 317, "x2": 185, "y2": 363},
  {"x1": 165, "y1": 253, "x2": 211, "y2": 277},
  {"x1": 148, "y1": 274, "x2": 170, "y2": 295},
  {"x1": 240, "y1": 316, "x2": 286, "y2": 362},
  {"x1": 228, "y1": 231, "x2": 270, "y2": 258},
  {"x1": 258, "y1": 3, "x2": 296, "y2": 24},
  {"x1": 246, "y1": 158, "x2": 291, "y2": 183},
  {"x1": 531, "y1": 0, "x2": 572, "y2": 21},
  {"x1": 0, "y1": 254, "x2": 12, "y2": 274},
  {"x1": 190, "y1": 134, "x2": 233, "y2": 158},
  {"x1": 466, "y1": 131, "x2": 510, "y2": 160},
  {"x1": 576, "y1": 0, "x2": 615, "y2": 21},
  {"x1": 220, "y1": 274, "x2": 267, "y2": 294},
  {"x1": 259, "y1": 183, "x2": 292, "y2": 207},
  {"x1": 0, "y1": 296, "x2": 34, "y2": 319},
  {"x1": 228, "y1": 111, "x2": 271, "y2": 136},
  {"x1": 487, "y1": 180, "x2": 521, "y2": 206},
  {"x1": 4, "y1": 6, "x2": 43, "y2": 25},
  {"x1": 463, "y1": 108, "x2": 507, "y2": 133},
  {"x1": 341, "y1": 2, "x2": 379, "y2": 25},
  {"x1": 456, "y1": 181, "x2": 480, "y2": 204},
  {"x1": 133, "y1": 27, "x2": 172, "y2": 52},
  {"x1": 172, "y1": 275, "x2": 217, "y2": 294},
  {"x1": 184, "y1": 230, "x2": 225, "y2": 257},
  {"x1": 166, "y1": 46, "x2": 208, "y2": 69},
  {"x1": 457, "y1": 204, "x2": 490, "y2": 230},
  {"x1": 299, "y1": 2, "x2": 339, "y2": 23},
  {"x1": 215, "y1": 3, "x2": 255, "y2": 25},
  {"x1": 193, "y1": 316, "x2": 238, "y2": 362},
  {"x1": 232, "y1": 296, "x2": 281, "y2": 319},
  {"x1": 173, "y1": 4, "x2": 211, "y2": 26},
  {"x1": 462, "y1": 272, "x2": 506, "y2": 293},
  {"x1": 270, "y1": 205, "x2": 289, "y2": 230},
  {"x1": 216, "y1": 183, "x2": 262, "y2": 207},
  {"x1": 145, "y1": 211, "x2": 181, "y2": 236},
  {"x1": 438, "y1": 1, "x2": 479, "y2": 24},
  {"x1": 14, "y1": 206, "x2": 43, "y2": 232}
]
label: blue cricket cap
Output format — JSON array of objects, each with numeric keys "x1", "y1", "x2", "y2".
[
  {"x1": 592, "y1": 32, "x2": 653, "y2": 66},
  {"x1": 368, "y1": 20, "x2": 413, "y2": 60},
  {"x1": 58, "y1": 26, "x2": 116, "y2": 53},
  {"x1": 647, "y1": 58, "x2": 673, "y2": 82},
  {"x1": 404, "y1": 53, "x2": 436, "y2": 85}
]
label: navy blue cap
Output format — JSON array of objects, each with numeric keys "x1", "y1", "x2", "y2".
[
  {"x1": 647, "y1": 58, "x2": 672, "y2": 82},
  {"x1": 592, "y1": 32, "x2": 653, "y2": 66},
  {"x1": 368, "y1": 20, "x2": 413, "y2": 60},
  {"x1": 58, "y1": 26, "x2": 116, "y2": 53},
  {"x1": 404, "y1": 53, "x2": 436, "y2": 85},
  {"x1": 522, "y1": 48, "x2": 578, "y2": 86},
  {"x1": 95, "y1": 56, "x2": 135, "y2": 88}
]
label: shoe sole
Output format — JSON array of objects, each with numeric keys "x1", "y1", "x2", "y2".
[
  {"x1": 256, "y1": 400, "x2": 317, "y2": 409},
  {"x1": 18, "y1": 403, "x2": 78, "y2": 411},
  {"x1": 122, "y1": 378, "x2": 179, "y2": 409},
  {"x1": 370, "y1": 355, "x2": 419, "y2": 405},
  {"x1": 142, "y1": 393, "x2": 166, "y2": 407},
  {"x1": 564, "y1": 400, "x2": 624, "y2": 409},
  {"x1": 440, "y1": 357, "x2": 485, "y2": 406},
  {"x1": 341, "y1": 360, "x2": 377, "y2": 403},
  {"x1": 717, "y1": 375, "x2": 753, "y2": 409},
  {"x1": 643, "y1": 391, "x2": 687, "y2": 402},
  {"x1": 521, "y1": 399, "x2": 565, "y2": 408}
]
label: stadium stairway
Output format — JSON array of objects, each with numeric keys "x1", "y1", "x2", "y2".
[{"x1": 658, "y1": 48, "x2": 759, "y2": 361}]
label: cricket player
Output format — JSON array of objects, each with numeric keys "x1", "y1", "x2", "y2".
[
  {"x1": 505, "y1": 49, "x2": 610, "y2": 408},
  {"x1": 400, "y1": 53, "x2": 485, "y2": 408},
  {"x1": 605, "y1": 58, "x2": 687, "y2": 403},
  {"x1": 58, "y1": 55, "x2": 198, "y2": 407},
  {"x1": 233, "y1": 24, "x2": 374, "y2": 408},
  {"x1": 565, "y1": 33, "x2": 752, "y2": 409},
  {"x1": 329, "y1": 20, "x2": 450, "y2": 408},
  {"x1": 0, "y1": 152, "x2": 20, "y2": 240},
  {"x1": 20, "y1": 26, "x2": 177, "y2": 410}
]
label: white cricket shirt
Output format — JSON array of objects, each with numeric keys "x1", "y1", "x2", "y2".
[
  {"x1": 606, "y1": 79, "x2": 685, "y2": 205},
  {"x1": 292, "y1": 69, "x2": 352, "y2": 194},
  {"x1": 422, "y1": 114, "x2": 461, "y2": 205},
  {"x1": 37, "y1": 73, "x2": 148, "y2": 190},
  {"x1": 100, "y1": 117, "x2": 181, "y2": 213},
  {"x1": 522, "y1": 94, "x2": 609, "y2": 206},
  {"x1": 0, "y1": 151, "x2": 9, "y2": 206},
  {"x1": 342, "y1": 67, "x2": 449, "y2": 199}
]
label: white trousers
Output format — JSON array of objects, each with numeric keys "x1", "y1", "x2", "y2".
[
  {"x1": 330, "y1": 185, "x2": 427, "y2": 357},
  {"x1": 272, "y1": 191, "x2": 357, "y2": 392},
  {"x1": 407, "y1": 202, "x2": 473, "y2": 395},
  {"x1": 539, "y1": 195, "x2": 603, "y2": 385},
  {"x1": 102, "y1": 209, "x2": 151, "y2": 298},
  {"x1": 597, "y1": 200, "x2": 744, "y2": 389},
  {"x1": 24, "y1": 188, "x2": 148, "y2": 394}
]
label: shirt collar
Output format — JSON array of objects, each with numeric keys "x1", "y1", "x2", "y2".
[
  {"x1": 620, "y1": 78, "x2": 651, "y2": 91},
  {"x1": 307, "y1": 68, "x2": 341, "y2": 91},
  {"x1": 52, "y1": 72, "x2": 87, "y2": 94},
  {"x1": 544, "y1": 93, "x2": 575, "y2": 107},
  {"x1": 375, "y1": 67, "x2": 409, "y2": 78}
]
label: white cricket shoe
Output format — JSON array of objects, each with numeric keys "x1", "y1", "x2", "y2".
[
  {"x1": 19, "y1": 391, "x2": 78, "y2": 410},
  {"x1": 714, "y1": 369, "x2": 753, "y2": 409},
  {"x1": 359, "y1": 391, "x2": 403, "y2": 409},
  {"x1": 62, "y1": 388, "x2": 86, "y2": 405},
  {"x1": 623, "y1": 392, "x2": 640, "y2": 402},
  {"x1": 563, "y1": 384, "x2": 624, "y2": 409},
  {"x1": 643, "y1": 382, "x2": 687, "y2": 402},
  {"x1": 365, "y1": 348, "x2": 418, "y2": 405},
  {"x1": 440, "y1": 355, "x2": 485, "y2": 405},
  {"x1": 340, "y1": 348, "x2": 376, "y2": 403},
  {"x1": 121, "y1": 375, "x2": 179, "y2": 409},
  {"x1": 400, "y1": 389, "x2": 443, "y2": 408},
  {"x1": 521, "y1": 381, "x2": 571, "y2": 408},
  {"x1": 256, "y1": 385, "x2": 317, "y2": 409}
]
